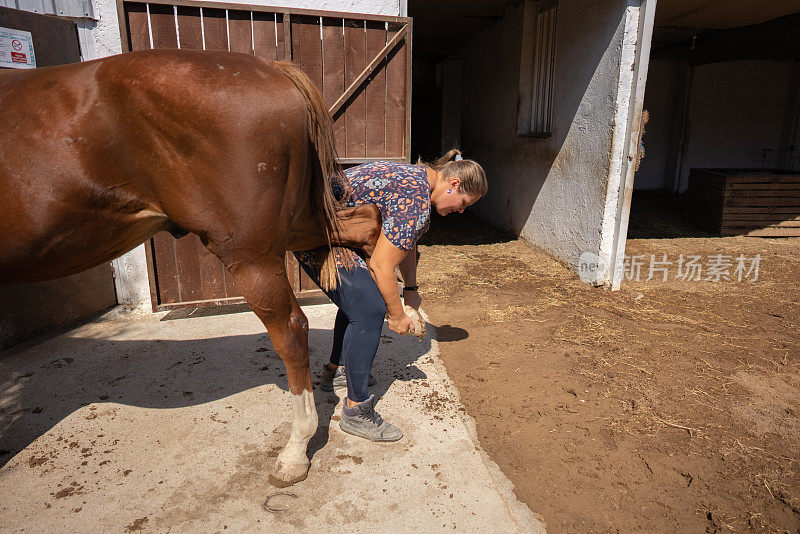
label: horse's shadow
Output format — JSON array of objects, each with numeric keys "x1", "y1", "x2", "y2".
[{"x1": 0, "y1": 312, "x2": 432, "y2": 468}]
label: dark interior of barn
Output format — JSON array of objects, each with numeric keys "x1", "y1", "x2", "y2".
[
  {"x1": 633, "y1": 2, "x2": 800, "y2": 238},
  {"x1": 407, "y1": 0, "x2": 517, "y2": 163}
]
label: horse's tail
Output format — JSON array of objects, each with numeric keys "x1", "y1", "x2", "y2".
[{"x1": 272, "y1": 61, "x2": 353, "y2": 290}]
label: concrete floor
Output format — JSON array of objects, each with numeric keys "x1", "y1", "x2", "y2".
[{"x1": 0, "y1": 303, "x2": 545, "y2": 533}]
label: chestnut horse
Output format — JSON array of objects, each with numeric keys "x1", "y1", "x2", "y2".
[{"x1": 0, "y1": 49, "x2": 381, "y2": 486}]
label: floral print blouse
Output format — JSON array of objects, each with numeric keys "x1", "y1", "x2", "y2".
[{"x1": 295, "y1": 161, "x2": 431, "y2": 269}]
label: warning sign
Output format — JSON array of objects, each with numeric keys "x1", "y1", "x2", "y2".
[{"x1": 0, "y1": 27, "x2": 35, "y2": 69}]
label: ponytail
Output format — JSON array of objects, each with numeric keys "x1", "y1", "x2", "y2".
[
  {"x1": 418, "y1": 148, "x2": 488, "y2": 198},
  {"x1": 423, "y1": 149, "x2": 463, "y2": 171}
]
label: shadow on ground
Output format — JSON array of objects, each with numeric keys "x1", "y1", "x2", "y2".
[
  {"x1": 0, "y1": 309, "x2": 434, "y2": 468},
  {"x1": 419, "y1": 212, "x2": 515, "y2": 246},
  {"x1": 627, "y1": 189, "x2": 716, "y2": 239}
]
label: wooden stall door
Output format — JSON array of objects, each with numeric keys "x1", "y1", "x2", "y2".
[{"x1": 118, "y1": 0, "x2": 411, "y2": 310}]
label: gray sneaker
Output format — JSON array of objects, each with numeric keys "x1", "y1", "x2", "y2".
[
  {"x1": 319, "y1": 365, "x2": 376, "y2": 392},
  {"x1": 339, "y1": 394, "x2": 402, "y2": 442}
]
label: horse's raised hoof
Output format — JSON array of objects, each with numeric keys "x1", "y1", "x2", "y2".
[{"x1": 268, "y1": 461, "x2": 309, "y2": 488}]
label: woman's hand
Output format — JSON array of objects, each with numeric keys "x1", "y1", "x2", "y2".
[
  {"x1": 388, "y1": 312, "x2": 414, "y2": 335},
  {"x1": 369, "y1": 233, "x2": 412, "y2": 328},
  {"x1": 403, "y1": 289, "x2": 421, "y2": 310}
]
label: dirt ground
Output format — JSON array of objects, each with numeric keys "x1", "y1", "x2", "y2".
[{"x1": 417, "y1": 193, "x2": 800, "y2": 533}]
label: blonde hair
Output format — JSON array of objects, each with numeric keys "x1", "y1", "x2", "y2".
[{"x1": 419, "y1": 149, "x2": 488, "y2": 198}]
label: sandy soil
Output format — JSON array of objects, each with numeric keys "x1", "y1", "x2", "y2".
[{"x1": 417, "y1": 196, "x2": 800, "y2": 533}]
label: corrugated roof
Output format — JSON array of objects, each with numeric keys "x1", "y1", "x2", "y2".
[{"x1": 0, "y1": 0, "x2": 95, "y2": 20}]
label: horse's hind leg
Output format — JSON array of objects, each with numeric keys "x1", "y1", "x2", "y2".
[{"x1": 227, "y1": 253, "x2": 318, "y2": 487}]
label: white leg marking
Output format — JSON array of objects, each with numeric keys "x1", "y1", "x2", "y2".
[{"x1": 275, "y1": 389, "x2": 318, "y2": 481}]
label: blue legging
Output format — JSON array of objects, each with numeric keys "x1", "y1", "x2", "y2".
[{"x1": 296, "y1": 258, "x2": 385, "y2": 402}]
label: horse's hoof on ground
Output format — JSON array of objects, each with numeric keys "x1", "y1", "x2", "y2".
[{"x1": 269, "y1": 463, "x2": 309, "y2": 488}]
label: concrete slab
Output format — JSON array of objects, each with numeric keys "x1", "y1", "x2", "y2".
[{"x1": 0, "y1": 304, "x2": 545, "y2": 533}]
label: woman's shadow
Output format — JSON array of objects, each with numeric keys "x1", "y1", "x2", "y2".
[{"x1": 0, "y1": 312, "x2": 433, "y2": 468}]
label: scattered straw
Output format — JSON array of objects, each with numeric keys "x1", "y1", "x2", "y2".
[{"x1": 655, "y1": 417, "x2": 700, "y2": 435}]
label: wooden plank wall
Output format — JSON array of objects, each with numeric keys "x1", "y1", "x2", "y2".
[
  {"x1": 121, "y1": 1, "x2": 410, "y2": 308},
  {"x1": 385, "y1": 21, "x2": 407, "y2": 159},
  {"x1": 685, "y1": 169, "x2": 800, "y2": 237},
  {"x1": 344, "y1": 19, "x2": 367, "y2": 159}
]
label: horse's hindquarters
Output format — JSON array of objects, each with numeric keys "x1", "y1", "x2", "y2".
[{"x1": 2, "y1": 50, "x2": 325, "y2": 487}]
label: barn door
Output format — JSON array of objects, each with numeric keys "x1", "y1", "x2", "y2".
[{"x1": 118, "y1": 0, "x2": 411, "y2": 310}]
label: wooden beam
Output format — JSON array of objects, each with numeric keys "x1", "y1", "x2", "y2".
[
  {"x1": 282, "y1": 11, "x2": 291, "y2": 61},
  {"x1": 116, "y1": 0, "x2": 131, "y2": 52},
  {"x1": 404, "y1": 18, "x2": 412, "y2": 162},
  {"x1": 329, "y1": 23, "x2": 407, "y2": 118}
]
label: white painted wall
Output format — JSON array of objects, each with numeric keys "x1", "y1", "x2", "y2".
[
  {"x1": 460, "y1": 0, "x2": 643, "y2": 278},
  {"x1": 110, "y1": 245, "x2": 151, "y2": 309},
  {"x1": 85, "y1": 0, "x2": 404, "y2": 309},
  {"x1": 637, "y1": 58, "x2": 796, "y2": 191}
]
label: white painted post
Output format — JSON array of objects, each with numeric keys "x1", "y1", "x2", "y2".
[
  {"x1": 596, "y1": 0, "x2": 658, "y2": 290},
  {"x1": 111, "y1": 246, "x2": 153, "y2": 310},
  {"x1": 609, "y1": 0, "x2": 657, "y2": 290}
]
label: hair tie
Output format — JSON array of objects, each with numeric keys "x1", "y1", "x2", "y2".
[{"x1": 454, "y1": 154, "x2": 463, "y2": 161}]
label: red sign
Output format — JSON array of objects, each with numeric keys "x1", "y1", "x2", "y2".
[
  {"x1": 11, "y1": 39, "x2": 22, "y2": 51},
  {"x1": 11, "y1": 52, "x2": 27, "y2": 63}
]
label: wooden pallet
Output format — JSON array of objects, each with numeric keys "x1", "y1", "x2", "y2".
[{"x1": 684, "y1": 169, "x2": 800, "y2": 237}]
